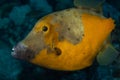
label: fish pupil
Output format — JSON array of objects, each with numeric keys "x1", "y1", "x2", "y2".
[{"x1": 42, "y1": 26, "x2": 48, "y2": 32}]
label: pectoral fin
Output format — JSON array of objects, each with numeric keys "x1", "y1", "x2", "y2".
[{"x1": 97, "y1": 43, "x2": 119, "y2": 65}]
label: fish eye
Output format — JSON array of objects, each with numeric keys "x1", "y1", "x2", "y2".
[{"x1": 42, "y1": 26, "x2": 48, "y2": 32}]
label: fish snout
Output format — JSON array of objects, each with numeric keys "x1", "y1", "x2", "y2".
[{"x1": 11, "y1": 42, "x2": 35, "y2": 60}]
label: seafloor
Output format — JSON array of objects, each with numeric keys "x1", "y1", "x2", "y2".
[{"x1": 0, "y1": 0, "x2": 120, "y2": 80}]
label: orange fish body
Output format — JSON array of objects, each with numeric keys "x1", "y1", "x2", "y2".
[
  {"x1": 11, "y1": 0, "x2": 116, "y2": 71},
  {"x1": 29, "y1": 8, "x2": 115, "y2": 70}
]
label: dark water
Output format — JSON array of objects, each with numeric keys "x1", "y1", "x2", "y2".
[{"x1": 0, "y1": 0, "x2": 120, "y2": 80}]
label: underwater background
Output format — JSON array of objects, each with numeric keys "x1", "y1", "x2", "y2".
[{"x1": 0, "y1": 0, "x2": 120, "y2": 80}]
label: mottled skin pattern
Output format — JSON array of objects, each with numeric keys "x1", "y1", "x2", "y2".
[
  {"x1": 12, "y1": 8, "x2": 115, "y2": 71},
  {"x1": 52, "y1": 9, "x2": 84, "y2": 44}
]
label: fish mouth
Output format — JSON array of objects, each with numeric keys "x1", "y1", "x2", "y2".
[
  {"x1": 11, "y1": 42, "x2": 35, "y2": 60},
  {"x1": 11, "y1": 43, "x2": 26, "y2": 57},
  {"x1": 11, "y1": 47, "x2": 16, "y2": 57}
]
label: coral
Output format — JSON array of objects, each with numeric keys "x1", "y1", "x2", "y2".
[
  {"x1": 0, "y1": 17, "x2": 10, "y2": 29},
  {"x1": 106, "y1": 0, "x2": 120, "y2": 10},
  {"x1": 9, "y1": 5, "x2": 31, "y2": 25},
  {"x1": 97, "y1": 66, "x2": 114, "y2": 80},
  {"x1": 103, "y1": 3, "x2": 120, "y2": 24},
  {"x1": 0, "y1": 2, "x2": 17, "y2": 17},
  {"x1": 55, "y1": 0, "x2": 73, "y2": 10},
  {"x1": 0, "y1": 41, "x2": 22, "y2": 80},
  {"x1": 29, "y1": 0, "x2": 52, "y2": 13}
]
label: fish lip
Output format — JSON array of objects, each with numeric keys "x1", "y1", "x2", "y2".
[
  {"x1": 11, "y1": 46, "x2": 19, "y2": 58},
  {"x1": 11, "y1": 47, "x2": 18, "y2": 58},
  {"x1": 11, "y1": 43, "x2": 27, "y2": 58},
  {"x1": 11, "y1": 48, "x2": 16, "y2": 56},
  {"x1": 11, "y1": 42, "x2": 36, "y2": 60}
]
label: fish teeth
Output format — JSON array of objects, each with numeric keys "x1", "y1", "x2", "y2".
[
  {"x1": 11, "y1": 47, "x2": 16, "y2": 56},
  {"x1": 12, "y1": 48, "x2": 14, "y2": 51}
]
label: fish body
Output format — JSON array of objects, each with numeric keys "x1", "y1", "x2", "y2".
[{"x1": 12, "y1": 0, "x2": 116, "y2": 71}]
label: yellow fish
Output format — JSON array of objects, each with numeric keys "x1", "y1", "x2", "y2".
[{"x1": 11, "y1": 0, "x2": 118, "y2": 71}]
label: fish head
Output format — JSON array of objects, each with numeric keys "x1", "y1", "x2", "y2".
[{"x1": 11, "y1": 14, "x2": 60, "y2": 61}]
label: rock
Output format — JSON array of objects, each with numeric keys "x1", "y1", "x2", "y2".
[{"x1": 97, "y1": 66, "x2": 114, "y2": 80}]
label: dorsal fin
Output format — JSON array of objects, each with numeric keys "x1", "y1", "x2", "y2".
[{"x1": 74, "y1": 0, "x2": 105, "y2": 13}]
